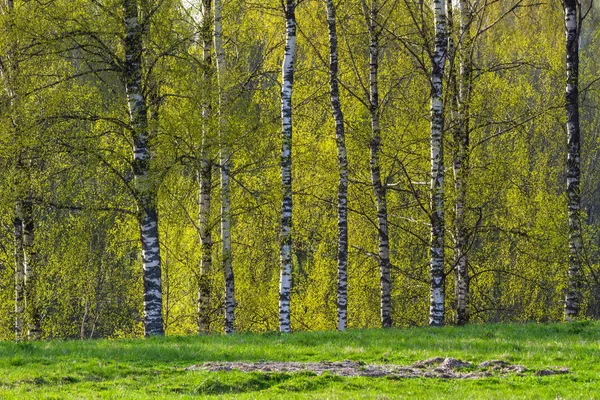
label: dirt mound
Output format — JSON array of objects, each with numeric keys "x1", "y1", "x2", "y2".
[
  {"x1": 535, "y1": 368, "x2": 569, "y2": 376},
  {"x1": 440, "y1": 358, "x2": 472, "y2": 370},
  {"x1": 478, "y1": 360, "x2": 527, "y2": 373},
  {"x1": 186, "y1": 357, "x2": 564, "y2": 379},
  {"x1": 412, "y1": 357, "x2": 445, "y2": 368}
]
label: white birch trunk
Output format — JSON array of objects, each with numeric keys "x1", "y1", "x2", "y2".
[
  {"x1": 14, "y1": 201, "x2": 24, "y2": 341},
  {"x1": 22, "y1": 198, "x2": 41, "y2": 340},
  {"x1": 122, "y1": 0, "x2": 164, "y2": 336},
  {"x1": 453, "y1": 0, "x2": 472, "y2": 326},
  {"x1": 361, "y1": 0, "x2": 392, "y2": 328},
  {"x1": 564, "y1": 0, "x2": 583, "y2": 320},
  {"x1": 325, "y1": 0, "x2": 349, "y2": 331},
  {"x1": 198, "y1": 0, "x2": 214, "y2": 334},
  {"x1": 429, "y1": 0, "x2": 448, "y2": 327},
  {"x1": 3, "y1": 0, "x2": 38, "y2": 340},
  {"x1": 448, "y1": 0, "x2": 471, "y2": 326},
  {"x1": 213, "y1": 0, "x2": 235, "y2": 334},
  {"x1": 446, "y1": 0, "x2": 459, "y2": 324},
  {"x1": 279, "y1": 0, "x2": 296, "y2": 333},
  {"x1": 197, "y1": 157, "x2": 212, "y2": 333},
  {"x1": 3, "y1": 0, "x2": 25, "y2": 341}
]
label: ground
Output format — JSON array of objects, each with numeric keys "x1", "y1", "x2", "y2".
[
  {"x1": 0, "y1": 321, "x2": 598, "y2": 399},
  {"x1": 191, "y1": 357, "x2": 566, "y2": 379}
]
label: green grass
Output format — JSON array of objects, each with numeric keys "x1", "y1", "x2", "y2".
[{"x1": 0, "y1": 321, "x2": 599, "y2": 399}]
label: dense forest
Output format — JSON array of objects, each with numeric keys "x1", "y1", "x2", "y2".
[{"x1": 0, "y1": 0, "x2": 599, "y2": 340}]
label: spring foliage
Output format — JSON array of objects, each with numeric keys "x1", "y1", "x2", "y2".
[{"x1": 1, "y1": 0, "x2": 600, "y2": 339}]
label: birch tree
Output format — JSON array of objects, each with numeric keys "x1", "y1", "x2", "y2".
[
  {"x1": 1, "y1": 0, "x2": 24, "y2": 340},
  {"x1": 213, "y1": 0, "x2": 235, "y2": 334},
  {"x1": 279, "y1": 0, "x2": 297, "y2": 333},
  {"x1": 14, "y1": 196, "x2": 49, "y2": 341},
  {"x1": 1, "y1": 0, "x2": 41, "y2": 340},
  {"x1": 429, "y1": 0, "x2": 447, "y2": 327},
  {"x1": 122, "y1": 0, "x2": 164, "y2": 336},
  {"x1": 197, "y1": 0, "x2": 214, "y2": 334},
  {"x1": 325, "y1": 0, "x2": 349, "y2": 331},
  {"x1": 21, "y1": 197, "x2": 40, "y2": 339},
  {"x1": 452, "y1": 0, "x2": 472, "y2": 326},
  {"x1": 564, "y1": 0, "x2": 582, "y2": 320},
  {"x1": 360, "y1": 0, "x2": 392, "y2": 328},
  {"x1": 13, "y1": 201, "x2": 24, "y2": 340}
]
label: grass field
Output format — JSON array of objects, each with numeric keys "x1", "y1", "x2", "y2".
[{"x1": 0, "y1": 321, "x2": 599, "y2": 399}]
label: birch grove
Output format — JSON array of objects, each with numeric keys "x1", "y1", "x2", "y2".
[{"x1": 0, "y1": 0, "x2": 597, "y2": 339}]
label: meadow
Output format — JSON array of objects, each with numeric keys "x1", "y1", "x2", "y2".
[{"x1": 0, "y1": 321, "x2": 599, "y2": 399}]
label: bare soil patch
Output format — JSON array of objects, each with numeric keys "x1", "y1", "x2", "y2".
[{"x1": 186, "y1": 357, "x2": 569, "y2": 379}]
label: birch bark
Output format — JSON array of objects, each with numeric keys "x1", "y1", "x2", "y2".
[
  {"x1": 213, "y1": 0, "x2": 235, "y2": 334},
  {"x1": 564, "y1": 0, "x2": 582, "y2": 320},
  {"x1": 361, "y1": 0, "x2": 392, "y2": 328},
  {"x1": 2, "y1": 0, "x2": 24, "y2": 341},
  {"x1": 429, "y1": 0, "x2": 448, "y2": 327},
  {"x1": 22, "y1": 198, "x2": 41, "y2": 340},
  {"x1": 197, "y1": 0, "x2": 214, "y2": 334},
  {"x1": 2, "y1": 0, "x2": 39, "y2": 340},
  {"x1": 453, "y1": 0, "x2": 471, "y2": 326},
  {"x1": 279, "y1": 0, "x2": 296, "y2": 333},
  {"x1": 325, "y1": 0, "x2": 349, "y2": 331},
  {"x1": 446, "y1": 0, "x2": 471, "y2": 326},
  {"x1": 13, "y1": 201, "x2": 24, "y2": 340},
  {"x1": 122, "y1": 0, "x2": 164, "y2": 336}
]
